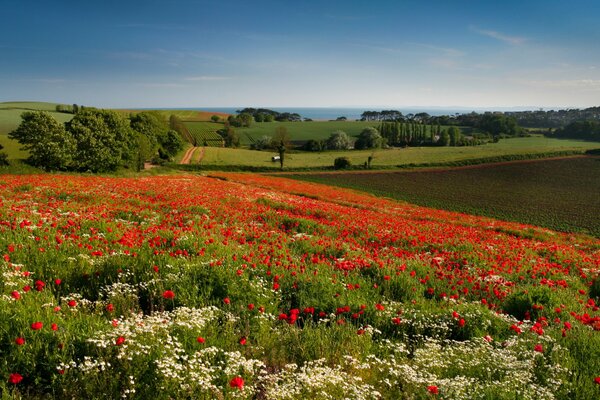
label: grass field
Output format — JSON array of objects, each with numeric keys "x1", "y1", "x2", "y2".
[
  {"x1": 237, "y1": 120, "x2": 383, "y2": 144},
  {"x1": 0, "y1": 102, "x2": 75, "y2": 158},
  {"x1": 290, "y1": 156, "x2": 600, "y2": 236},
  {"x1": 190, "y1": 136, "x2": 600, "y2": 169},
  {"x1": 118, "y1": 109, "x2": 230, "y2": 122}
]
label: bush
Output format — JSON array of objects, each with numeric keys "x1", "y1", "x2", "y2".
[
  {"x1": 334, "y1": 157, "x2": 351, "y2": 169},
  {"x1": 303, "y1": 139, "x2": 323, "y2": 152}
]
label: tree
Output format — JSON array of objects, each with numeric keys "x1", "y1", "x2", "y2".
[
  {"x1": 272, "y1": 126, "x2": 291, "y2": 149},
  {"x1": 238, "y1": 113, "x2": 254, "y2": 128},
  {"x1": 448, "y1": 126, "x2": 462, "y2": 146},
  {"x1": 251, "y1": 136, "x2": 272, "y2": 150},
  {"x1": 326, "y1": 130, "x2": 351, "y2": 150},
  {"x1": 354, "y1": 127, "x2": 383, "y2": 150},
  {"x1": 221, "y1": 127, "x2": 240, "y2": 148},
  {"x1": 0, "y1": 144, "x2": 8, "y2": 166},
  {"x1": 438, "y1": 130, "x2": 450, "y2": 146},
  {"x1": 67, "y1": 109, "x2": 137, "y2": 172},
  {"x1": 160, "y1": 130, "x2": 185, "y2": 156},
  {"x1": 303, "y1": 139, "x2": 323, "y2": 152},
  {"x1": 334, "y1": 157, "x2": 351, "y2": 169},
  {"x1": 9, "y1": 111, "x2": 75, "y2": 170},
  {"x1": 210, "y1": 115, "x2": 220, "y2": 122},
  {"x1": 130, "y1": 111, "x2": 169, "y2": 158}
]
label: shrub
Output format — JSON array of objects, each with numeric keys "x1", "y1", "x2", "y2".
[{"x1": 334, "y1": 157, "x2": 351, "y2": 169}]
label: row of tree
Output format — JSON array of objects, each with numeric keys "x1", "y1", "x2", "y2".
[
  {"x1": 506, "y1": 107, "x2": 600, "y2": 128},
  {"x1": 549, "y1": 120, "x2": 600, "y2": 142},
  {"x1": 9, "y1": 110, "x2": 184, "y2": 172},
  {"x1": 236, "y1": 108, "x2": 302, "y2": 122}
]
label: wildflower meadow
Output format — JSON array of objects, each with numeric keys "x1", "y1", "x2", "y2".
[{"x1": 0, "y1": 173, "x2": 599, "y2": 399}]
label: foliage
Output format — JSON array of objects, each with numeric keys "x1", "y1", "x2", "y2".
[
  {"x1": 302, "y1": 139, "x2": 324, "y2": 152},
  {"x1": 551, "y1": 120, "x2": 600, "y2": 142},
  {"x1": 448, "y1": 126, "x2": 462, "y2": 146},
  {"x1": 333, "y1": 157, "x2": 351, "y2": 169},
  {"x1": 354, "y1": 127, "x2": 384, "y2": 150},
  {"x1": 9, "y1": 111, "x2": 75, "y2": 170},
  {"x1": 0, "y1": 143, "x2": 8, "y2": 166},
  {"x1": 326, "y1": 130, "x2": 351, "y2": 150},
  {"x1": 250, "y1": 135, "x2": 272, "y2": 150},
  {"x1": 68, "y1": 109, "x2": 137, "y2": 172}
]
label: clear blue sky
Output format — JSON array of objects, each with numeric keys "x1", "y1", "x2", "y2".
[{"x1": 1, "y1": 0, "x2": 599, "y2": 109}]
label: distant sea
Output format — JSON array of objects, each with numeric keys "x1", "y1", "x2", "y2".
[{"x1": 185, "y1": 107, "x2": 531, "y2": 120}]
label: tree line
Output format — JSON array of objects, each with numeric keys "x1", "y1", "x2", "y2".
[
  {"x1": 9, "y1": 109, "x2": 184, "y2": 172},
  {"x1": 549, "y1": 120, "x2": 600, "y2": 142},
  {"x1": 506, "y1": 107, "x2": 600, "y2": 128}
]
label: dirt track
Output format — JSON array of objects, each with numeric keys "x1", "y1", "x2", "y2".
[{"x1": 180, "y1": 147, "x2": 201, "y2": 164}]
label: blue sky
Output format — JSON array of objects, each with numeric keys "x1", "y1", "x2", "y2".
[{"x1": 1, "y1": 0, "x2": 599, "y2": 108}]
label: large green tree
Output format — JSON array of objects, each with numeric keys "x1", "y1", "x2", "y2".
[
  {"x1": 326, "y1": 130, "x2": 351, "y2": 150},
  {"x1": 67, "y1": 110, "x2": 137, "y2": 172},
  {"x1": 354, "y1": 127, "x2": 383, "y2": 150},
  {"x1": 9, "y1": 111, "x2": 75, "y2": 170}
]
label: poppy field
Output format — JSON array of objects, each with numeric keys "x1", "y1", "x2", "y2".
[{"x1": 1, "y1": 173, "x2": 599, "y2": 399}]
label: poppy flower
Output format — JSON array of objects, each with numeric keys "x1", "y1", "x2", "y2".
[
  {"x1": 8, "y1": 373, "x2": 23, "y2": 384},
  {"x1": 11, "y1": 291, "x2": 20, "y2": 300},
  {"x1": 458, "y1": 318, "x2": 466, "y2": 327},
  {"x1": 534, "y1": 344, "x2": 543, "y2": 353},
  {"x1": 223, "y1": 297, "x2": 230, "y2": 305},
  {"x1": 162, "y1": 290, "x2": 175, "y2": 299},
  {"x1": 427, "y1": 385, "x2": 438, "y2": 394},
  {"x1": 51, "y1": 323, "x2": 58, "y2": 331},
  {"x1": 106, "y1": 303, "x2": 114, "y2": 312},
  {"x1": 239, "y1": 336, "x2": 247, "y2": 345},
  {"x1": 197, "y1": 336, "x2": 205, "y2": 344},
  {"x1": 115, "y1": 336, "x2": 126, "y2": 346},
  {"x1": 31, "y1": 322, "x2": 43, "y2": 330},
  {"x1": 594, "y1": 377, "x2": 600, "y2": 385},
  {"x1": 15, "y1": 337, "x2": 25, "y2": 346},
  {"x1": 68, "y1": 300, "x2": 77, "y2": 307},
  {"x1": 229, "y1": 376, "x2": 244, "y2": 390}
]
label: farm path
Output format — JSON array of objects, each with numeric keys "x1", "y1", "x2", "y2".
[{"x1": 180, "y1": 146, "x2": 199, "y2": 164}]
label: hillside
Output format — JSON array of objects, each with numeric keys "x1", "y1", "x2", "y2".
[{"x1": 0, "y1": 173, "x2": 598, "y2": 398}]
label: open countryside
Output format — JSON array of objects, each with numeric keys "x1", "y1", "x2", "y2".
[{"x1": 1, "y1": 1, "x2": 600, "y2": 399}]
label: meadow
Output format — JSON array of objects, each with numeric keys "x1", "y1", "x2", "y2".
[
  {"x1": 185, "y1": 136, "x2": 600, "y2": 170},
  {"x1": 290, "y1": 156, "x2": 600, "y2": 237},
  {"x1": 0, "y1": 173, "x2": 598, "y2": 399},
  {"x1": 237, "y1": 120, "x2": 389, "y2": 144}
]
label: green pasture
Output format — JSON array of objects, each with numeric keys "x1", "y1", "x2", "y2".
[
  {"x1": 194, "y1": 137, "x2": 600, "y2": 169},
  {"x1": 0, "y1": 102, "x2": 75, "y2": 158},
  {"x1": 237, "y1": 120, "x2": 382, "y2": 144}
]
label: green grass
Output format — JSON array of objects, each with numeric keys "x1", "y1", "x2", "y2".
[
  {"x1": 290, "y1": 156, "x2": 600, "y2": 236},
  {"x1": 190, "y1": 137, "x2": 600, "y2": 169},
  {"x1": 0, "y1": 102, "x2": 75, "y2": 159},
  {"x1": 184, "y1": 121, "x2": 224, "y2": 146},
  {"x1": 237, "y1": 120, "x2": 383, "y2": 144}
]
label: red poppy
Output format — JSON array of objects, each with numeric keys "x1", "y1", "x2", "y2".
[
  {"x1": 15, "y1": 337, "x2": 25, "y2": 346},
  {"x1": 534, "y1": 344, "x2": 543, "y2": 353},
  {"x1": 162, "y1": 290, "x2": 175, "y2": 299},
  {"x1": 427, "y1": 385, "x2": 438, "y2": 394},
  {"x1": 247, "y1": 303, "x2": 255, "y2": 310},
  {"x1": 229, "y1": 376, "x2": 244, "y2": 390},
  {"x1": 458, "y1": 318, "x2": 466, "y2": 327},
  {"x1": 31, "y1": 322, "x2": 43, "y2": 330},
  {"x1": 239, "y1": 336, "x2": 247, "y2": 345},
  {"x1": 51, "y1": 323, "x2": 58, "y2": 331},
  {"x1": 11, "y1": 291, "x2": 20, "y2": 300},
  {"x1": 223, "y1": 297, "x2": 231, "y2": 305},
  {"x1": 68, "y1": 300, "x2": 77, "y2": 307},
  {"x1": 197, "y1": 336, "x2": 205, "y2": 344},
  {"x1": 106, "y1": 303, "x2": 114, "y2": 312},
  {"x1": 594, "y1": 377, "x2": 600, "y2": 385},
  {"x1": 8, "y1": 373, "x2": 23, "y2": 385},
  {"x1": 115, "y1": 336, "x2": 126, "y2": 346}
]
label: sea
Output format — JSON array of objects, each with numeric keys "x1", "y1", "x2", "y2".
[{"x1": 184, "y1": 107, "x2": 531, "y2": 120}]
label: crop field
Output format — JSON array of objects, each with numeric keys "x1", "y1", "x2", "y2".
[
  {"x1": 189, "y1": 137, "x2": 600, "y2": 170},
  {"x1": 184, "y1": 121, "x2": 224, "y2": 147},
  {"x1": 119, "y1": 109, "x2": 230, "y2": 122},
  {"x1": 290, "y1": 156, "x2": 600, "y2": 237},
  {"x1": 0, "y1": 173, "x2": 598, "y2": 399}
]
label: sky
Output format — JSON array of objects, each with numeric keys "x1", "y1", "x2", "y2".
[{"x1": 1, "y1": 0, "x2": 599, "y2": 109}]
